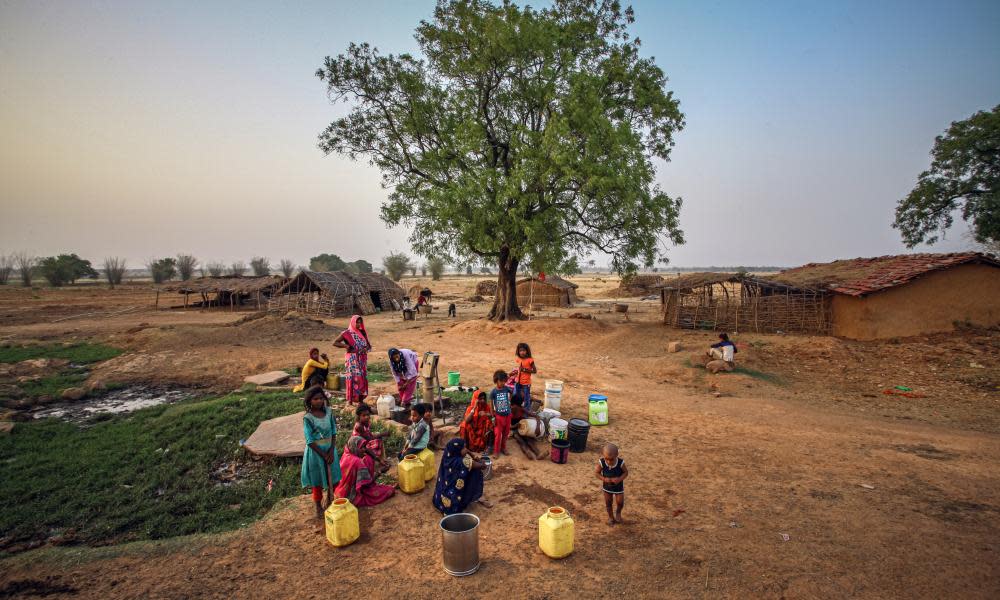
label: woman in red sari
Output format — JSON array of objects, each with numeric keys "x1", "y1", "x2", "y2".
[
  {"x1": 333, "y1": 315, "x2": 370, "y2": 406},
  {"x1": 335, "y1": 436, "x2": 395, "y2": 507},
  {"x1": 459, "y1": 390, "x2": 493, "y2": 453}
]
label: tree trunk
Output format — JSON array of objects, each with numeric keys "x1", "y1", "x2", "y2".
[{"x1": 488, "y1": 246, "x2": 524, "y2": 321}]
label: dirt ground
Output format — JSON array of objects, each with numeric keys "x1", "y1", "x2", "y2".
[{"x1": 1, "y1": 276, "x2": 999, "y2": 599}]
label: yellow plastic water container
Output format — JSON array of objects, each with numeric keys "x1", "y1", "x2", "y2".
[
  {"x1": 398, "y1": 454, "x2": 426, "y2": 494},
  {"x1": 538, "y1": 506, "x2": 574, "y2": 558},
  {"x1": 324, "y1": 498, "x2": 359, "y2": 547},
  {"x1": 417, "y1": 447, "x2": 436, "y2": 482},
  {"x1": 326, "y1": 373, "x2": 340, "y2": 390}
]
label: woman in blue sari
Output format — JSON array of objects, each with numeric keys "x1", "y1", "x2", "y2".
[{"x1": 432, "y1": 439, "x2": 493, "y2": 515}]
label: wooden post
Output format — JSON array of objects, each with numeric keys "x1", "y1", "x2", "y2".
[{"x1": 155, "y1": 290, "x2": 159, "y2": 309}]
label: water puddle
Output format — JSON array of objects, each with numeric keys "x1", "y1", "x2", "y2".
[{"x1": 33, "y1": 387, "x2": 190, "y2": 422}]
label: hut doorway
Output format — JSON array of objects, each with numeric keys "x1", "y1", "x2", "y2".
[{"x1": 369, "y1": 291, "x2": 383, "y2": 311}]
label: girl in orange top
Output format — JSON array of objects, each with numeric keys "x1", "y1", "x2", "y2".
[{"x1": 514, "y1": 342, "x2": 536, "y2": 410}]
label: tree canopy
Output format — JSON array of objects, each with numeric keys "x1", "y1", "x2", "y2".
[
  {"x1": 38, "y1": 254, "x2": 98, "y2": 287},
  {"x1": 317, "y1": 0, "x2": 684, "y2": 319},
  {"x1": 894, "y1": 104, "x2": 1000, "y2": 247}
]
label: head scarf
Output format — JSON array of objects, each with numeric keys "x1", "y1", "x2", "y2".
[
  {"x1": 432, "y1": 438, "x2": 484, "y2": 515},
  {"x1": 388, "y1": 347, "x2": 404, "y2": 375},
  {"x1": 346, "y1": 435, "x2": 366, "y2": 457},
  {"x1": 343, "y1": 315, "x2": 371, "y2": 354},
  {"x1": 349, "y1": 315, "x2": 368, "y2": 341}
]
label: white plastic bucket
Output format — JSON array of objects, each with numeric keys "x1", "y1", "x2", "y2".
[
  {"x1": 549, "y1": 418, "x2": 568, "y2": 441},
  {"x1": 545, "y1": 380, "x2": 563, "y2": 393},
  {"x1": 538, "y1": 408, "x2": 561, "y2": 421},
  {"x1": 544, "y1": 393, "x2": 561, "y2": 411}
]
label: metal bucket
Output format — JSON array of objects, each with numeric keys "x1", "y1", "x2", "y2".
[
  {"x1": 440, "y1": 513, "x2": 480, "y2": 576},
  {"x1": 402, "y1": 309, "x2": 415, "y2": 321}
]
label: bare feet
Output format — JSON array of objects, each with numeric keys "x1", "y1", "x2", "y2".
[
  {"x1": 607, "y1": 518, "x2": 616, "y2": 526},
  {"x1": 501, "y1": 448, "x2": 510, "y2": 456}
]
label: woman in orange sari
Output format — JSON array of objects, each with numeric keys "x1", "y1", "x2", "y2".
[{"x1": 459, "y1": 390, "x2": 493, "y2": 453}]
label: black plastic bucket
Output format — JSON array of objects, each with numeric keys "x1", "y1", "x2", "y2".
[{"x1": 567, "y1": 418, "x2": 590, "y2": 453}]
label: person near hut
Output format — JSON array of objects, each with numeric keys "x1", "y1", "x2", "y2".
[
  {"x1": 459, "y1": 390, "x2": 494, "y2": 453},
  {"x1": 388, "y1": 347, "x2": 420, "y2": 407},
  {"x1": 353, "y1": 404, "x2": 389, "y2": 471},
  {"x1": 333, "y1": 315, "x2": 370, "y2": 406},
  {"x1": 292, "y1": 348, "x2": 330, "y2": 393},
  {"x1": 335, "y1": 436, "x2": 396, "y2": 507},
  {"x1": 705, "y1": 332, "x2": 738, "y2": 373},
  {"x1": 432, "y1": 438, "x2": 493, "y2": 515},
  {"x1": 301, "y1": 386, "x2": 340, "y2": 522}
]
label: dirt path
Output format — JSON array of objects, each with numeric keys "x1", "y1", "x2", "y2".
[{"x1": 2, "y1": 316, "x2": 999, "y2": 599}]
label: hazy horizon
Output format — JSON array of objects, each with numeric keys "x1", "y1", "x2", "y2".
[{"x1": 2, "y1": 0, "x2": 999, "y2": 271}]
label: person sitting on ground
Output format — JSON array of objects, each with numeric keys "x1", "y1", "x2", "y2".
[
  {"x1": 595, "y1": 443, "x2": 628, "y2": 526},
  {"x1": 490, "y1": 369, "x2": 513, "y2": 459},
  {"x1": 300, "y1": 386, "x2": 340, "y2": 523},
  {"x1": 335, "y1": 436, "x2": 396, "y2": 507},
  {"x1": 432, "y1": 438, "x2": 493, "y2": 514},
  {"x1": 399, "y1": 404, "x2": 431, "y2": 460},
  {"x1": 388, "y1": 347, "x2": 420, "y2": 407},
  {"x1": 705, "y1": 332, "x2": 738, "y2": 373},
  {"x1": 459, "y1": 390, "x2": 493, "y2": 453},
  {"x1": 509, "y1": 393, "x2": 545, "y2": 460},
  {"x1": 292, "y1": 348, "x2": 329, "y2": 393},
  {"x1": 353, "y1": 404, "x2": 389, "y2": 472}
]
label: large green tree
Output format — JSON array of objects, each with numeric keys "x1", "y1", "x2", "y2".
[
  {"x1": 894, "y1": 105, "x2": 1000, "y2": 247},
  {"x1": 317, "y1": 0, "x2": 684, "y2": 320}
]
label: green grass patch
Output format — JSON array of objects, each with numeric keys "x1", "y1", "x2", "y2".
[
  {"x1": 732, "y1": 366, "x2": 784, "y2": 385},
  {"x1": 367, "y1": 361, "x2": 390, "y2": 383},
  {"x1": 0, "y1": 343, "x2": 122, "y2": 365},
  {"x1": 0, "y1": 389, "x2": 399, "y2": 547},
  {"x1": 18, "y1": 372, "x2": 89, "y2": 399}
]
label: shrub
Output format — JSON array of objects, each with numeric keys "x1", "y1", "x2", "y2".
[
  {"x1": 103, "y1": 257, "x2": 127, "y2": 288},
  {"x1": 382, "y1": 252, "x2": 412, "y2": 281},
  {"x1": 309, "y1": 253, "x2": 347, "y2": 272},
  {"x1": 147, "y1": 258, "x2": 177, "y2": 284},
  {"x1": 230, "y1": 262, "x2": 247, "y2": 277},
  {"x1": 278, "y1": 259, "x2": 295, "y2": 278},
  {"x1": 13, "y1": 252, "x2": 36, "y2": 286},
  {"x1": 428, "y1": 256, "x2": 446, "y2": 280},
  {"x1": 250, "y1": 257, "x2": 270, "y2": 276},
  {"x1": 176, "y1": 254, "x2": 198, "y2": 281},
  {"x1": 0, "y1": 254, "x2": 12, "y2": 285},
  {"x1": 206, "y1": 262, "x2": 225, "y2": 277}
]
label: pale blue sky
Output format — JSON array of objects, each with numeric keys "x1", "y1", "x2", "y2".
[{"x1": 1, "y1": 0, "x2": 998, "y2": 268}]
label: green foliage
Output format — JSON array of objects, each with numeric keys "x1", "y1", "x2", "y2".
[
  {"x1": 894, "y1": 104, "x2": 1000, "y2": 247},
  {"x1": 147, "y1": 258, "x2": 177, "y2": 284},
  {"x1": 309, "y1": 253, "x2": 348, "y2": 272},
  {"x1": 347, "y1": 259, "x2": 373, "y2": 273},
  {"x1": 175, "y1": 255, "x2": 198, "y2": 281},
  {"x1": 0, "y1": 343, "x2": 122, "y2": 365},
  {"x1": 382, "y1": 252, "x2": 413, "y2": 281},
  {"x1": 317, "y1": 0, "x2": 685, "y2": 319},
  {"x1": 427, "y1": 256, "x2": 446, "y2": 280},
  {"x1": 250, "y1": 256, "x2": 271, "y2": 276},
  {"x1": 37, "y1": 254, "x2": 98, "y2": 286}
]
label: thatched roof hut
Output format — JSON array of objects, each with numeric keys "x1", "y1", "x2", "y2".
[
  {"x1": 157, "y1": 276, "x2": 288, "y2": 311},
  {"x1": 516, "y1": 276, "x2": 578, "y2": 308},
  {"x1": 475, "y1": 280, "x2": 497, "y2": 296},
  {"x1": 269, "y1": 270, "x2": 405, "y2": 316},
  {"x1": 406, "y1": 285, "x2": 432, "y2": 299},
  {"x1": 605, "y1": 273, "x2": 665, "y2": 297}
]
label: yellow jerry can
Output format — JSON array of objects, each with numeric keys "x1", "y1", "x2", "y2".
[
  {"x1": 324, "y1": 498, "x2": 359, "y2": 547},
  {"x1": 398, "y1": 454, "x2": 426, "y2": 494},
  {"x1": 538, "y1": 506, "x2": 574, "y2": 558},
  {"x1": 417, "y1": 447, "x2": 436, "y2": 482}
]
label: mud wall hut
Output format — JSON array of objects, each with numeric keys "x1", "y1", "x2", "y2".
[
  {"x1": 767, "y1": 253, "x2": 1000, "y2": 340},
  {"x1": 158, "y1": 276, "x2": 288, "y2": 311},
  {"x1": 516, "y1": 276, "x2": 578, "y2": 308},
  {"x1": 268, "y1": 270, "x2": 405, "y2": 317}
]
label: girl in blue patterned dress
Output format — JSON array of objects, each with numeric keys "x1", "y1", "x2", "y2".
[{"x1": 301, "y1": 386, "x2": 341, "y2": 521}]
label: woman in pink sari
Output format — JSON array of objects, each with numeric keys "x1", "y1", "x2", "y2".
[
  {"x1": 335, "y1": 436, "x2": 395, "y2": 507},
  {"x1": 333, "y1": 315, "x2": 371, "y2": 406}
]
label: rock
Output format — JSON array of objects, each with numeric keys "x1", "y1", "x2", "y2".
[
  {"x1": 60, "y1": 387, "x2": 87, "y2": 401},
  {"x1": 243, "y1": 371, "x2": 290, "y2": 386},
  {"x1": 0, "y1": 384, "x2": 25, "y2": 400},
  {"x1": 667, "y1": 342, "x2": 682, "y2": 353},
  {"x1": 16, "y1": 375, "x2": 41, "y2": 384},
  {"x1": 0, "y1": 422, "x2": 14, "y2": 434},
  {"x1": 0, "y1": 363, "x2": 13, "y2": 377},
  {"x1": 86, "y1": 379, "x2": 107, "y2": 393},
  {"x1": 16, "y1": 358, "x2": 70, "y2": 373}
]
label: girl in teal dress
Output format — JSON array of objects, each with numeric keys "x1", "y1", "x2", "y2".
[{"x1": 301, "y1": 386, "x2": 341, "y2": 520}]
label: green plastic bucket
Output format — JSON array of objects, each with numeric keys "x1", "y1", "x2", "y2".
[{"x1": 447, "y1": 372, "x2": 460, "y2": 386}]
